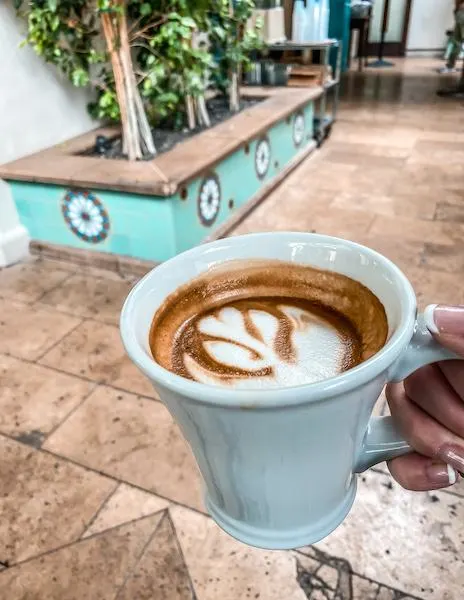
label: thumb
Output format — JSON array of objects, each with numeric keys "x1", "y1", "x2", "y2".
[{"x1": 424, "y1": 304, "x2": 464, "y2": 357}]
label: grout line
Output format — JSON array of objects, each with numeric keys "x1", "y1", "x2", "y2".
[
  {"x1": 0, "y1": 507, "x2": 170, "y2": 572},
  {"x1": 0, "y1": 431, "x2": 208, "y2": 521},
  {"x1": 166, "y1": 510, "x2": 199, "y2": 600},
  {"x1": 32, "y1": 270, "x2": 78, "y2": 306},
  {"x1": 114, "y1": 512, "x2": 167, "y2": 600},
  {"x1": 78, "y1": 481, "x2": 120, "y2": 540},
  {"x1": 33, "y1": 318, "x2": 86, "y2": 364},
  {"x1": 0, "y1": 352, "x2": 162, "y2": 405},
  {"x1": 294, "y1": 548, "x2": 424, "y2": 600}
]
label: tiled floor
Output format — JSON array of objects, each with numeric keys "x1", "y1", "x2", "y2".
[{"x1": 1, "y1": 59, "x2": 464, "y2": 599}]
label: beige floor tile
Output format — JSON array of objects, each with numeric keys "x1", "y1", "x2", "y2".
[
  {"x1": 352, "y1": 235, "x2": 424, "y2": 275},
  {"x1": 39, "y1": 274, "x2": 134, "y2": 325},
  {"x1": 170, "y1": 505, "x2": 413, "y2": 600},
  {"x1": 406, "y1": 266, "x2": 464, "y2": 309},
  {"x1": 118, "y1": 513, "x2": 194, "y2": 600},
  {"x1": 0, "y1": 355, "x2": 94, "y2": 439},
  {"x1": 171, "y1": 504, "x2": 306, "y2": 600},
  {"x1": 0, "y1": 260, "x2": 73, "y2": 303},
  {"x1": 421, "y1": 242, "x2": 464, "y2": 274},
  {"x1": 0, "y1": 299, "x2": 81, "y2": 361},
  {"x1": 83, "y1": 483, "x2": 170, "y2": 537},
  {"x1": 44, "y1": 386, "x2": 203, "y2": 510},
  {"x1": 39, "y1": 321, "x2": 156, "y2": 399},
  {"x1": 435, "y1": 201, "x2": 464, "y2": 223},
  {"x1": 0, "y1": 436, "x2": 115, "y2": 564},
  {"x1": 369, "y1": 215, "x2": 463, "y2": 246},
  {"x1": 307, "y1": 469, "x2": 464, "y2": 600},
  {"x1": 330, "y1": 191, "x2": 437, "y2": 221},
  {"x1": 0, "y1": 513, "x2": 164, "y2": 600}
]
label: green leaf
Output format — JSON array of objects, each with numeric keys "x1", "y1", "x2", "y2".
[
  {"x1": 47, "y1": 0, "x2": 57, "y2": 12},
  {"x1": 140, "y1": 3, "x2": 151, "y2": 16}
]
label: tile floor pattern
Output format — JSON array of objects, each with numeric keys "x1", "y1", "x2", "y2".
[{"x1": 1, "y1": 59, "x2": 464, "y2": 598}]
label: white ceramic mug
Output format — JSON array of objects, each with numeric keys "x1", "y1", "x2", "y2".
[{"x1": 120, "y1": 232, "x2": 459, "y2": 550}]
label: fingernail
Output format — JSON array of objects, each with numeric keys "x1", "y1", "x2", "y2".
[
  {"x1": 426, "y1": 463, "x2": 458, "y2": 486},
  {"x1": 425, "y1": 304, "x2": 464, "y2": 335},
  {"x1": 438, "y1": 444, "x2": 464, "y2": 474}
]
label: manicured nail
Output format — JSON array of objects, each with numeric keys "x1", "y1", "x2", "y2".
[
  {"x1": 438, "y1": 444, "x2": 464, "y2": 474},
  {"x1": 425, "y1": 304, "x2": 464, "y2": 335},
  {"x1": 426, "y1": 463, "x2": 458, "y2": 486}
]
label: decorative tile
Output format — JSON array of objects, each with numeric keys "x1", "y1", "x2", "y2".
[
  {"x1": 0, "y1": 299, "x2": 81, "y2": 361},
  {"x1": 0, "y1": 513, "x2": 164, "y2": 599},
  {"x1": 0, "y1": 436, "x2": 115, "y2": 564},
  {"x1": 44, "y1": 386, "x2": 203, "y2": 510},
  {"x1": 305, "y1": 469, "x2": 464, "y2": 599},
  {"x1": 39, "y1": 274, "x2": 134, "y2": 325},
  {"x1": 0, "y1": 260, "x2": 73, "y2": 303},
  {"x1": 83, "y1": 483, "x2": 170, "y2": 537},
  {"x1": 0, "y1": 354, "x2": 94, "y2": 439}
]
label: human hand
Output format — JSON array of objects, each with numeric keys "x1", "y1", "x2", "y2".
[{"x1": 387, "y1": 305, "x2": 464, "y2": 490}]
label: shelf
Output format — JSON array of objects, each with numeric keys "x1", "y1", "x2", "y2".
[{"x1": 268, "y1": 39, "x2": 340, "y2": 51}]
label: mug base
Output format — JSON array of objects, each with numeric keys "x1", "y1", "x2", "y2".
[{"x1": 205, "y1": 479, "x2": 357, "y2": 550}]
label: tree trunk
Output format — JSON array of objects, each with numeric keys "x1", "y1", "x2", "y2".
[{"x1": 101, "y1": 2, "x2": 156, "y2": 161}]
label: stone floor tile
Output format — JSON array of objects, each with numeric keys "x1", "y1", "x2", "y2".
[
  {"x1": 0, "y1": 299, "x2": 81, "y2": 361},
  {"x1": 38, "y1": 273, "x2": 134, "y2": 325},
  {"x1": 0, "y1": 354, "x2": 94, "y2": 440},
  {"x1": 406, "y1": 266, "x2": 464, "y2": 309},
  {"x1": 117, "y1": 513, "x2": 195, "y2": 600},
  {"x1": 351, "y1": 235, "x2": 424, "y2": 275},
  {"x1": 0, "y1": 513, "x2": 164, "y2": 600},
  {"x1": 369, "y1": 215, "x2": 462, "y2": 246},
  {"x1": 83, "y1": 483, "x2": 170, "y2": 537},
  {"x1": 330, "y1": 191, "x2": 437, "y2": 221},
  {"x1": 39, "y1": 319, "x2": 157, "y2": 397},
  {"x1": 0, "y1": 260, "x2": 73, "y2": 304},
  {"x1": 171, "y1": 504, "x2": 307, "y2": 600},
  {"x1": 44, "y1": 386, "x2": 203, "y2": 510},
  {"x1": 170, "y1": 505, "x2": 415, "y2": 600},
  {"x1": 421, "y1": 243, "x2": 464, "y2": 274},
  {"x1": 304, "y1": 469, "x2": 464, "y2": 600},
  {"x1": 0, "y1": 436, "x2": 115, "y2": 564}
]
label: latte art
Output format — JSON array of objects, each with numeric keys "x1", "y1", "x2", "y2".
[{"x1": 150, "y1": 260, "x2": 388, "y2": 390}]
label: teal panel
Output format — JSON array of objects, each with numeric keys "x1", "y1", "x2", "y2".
[
  {"x1": 11, "y1": 182, "x2": 176, "y2": 262},
  {"x1": 10, "y1": 99, "x2": 316, "y2": 263},
  {"x1": 172, "y1": 100, "x2": 314, "y2": 255}
]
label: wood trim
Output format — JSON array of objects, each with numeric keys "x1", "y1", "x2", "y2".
[{"x1": 366, "y1": 41, "x2": 403, "y2": 57}]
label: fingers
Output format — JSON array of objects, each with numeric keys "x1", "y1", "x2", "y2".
[
  {"x1": 404, "y1": 364, "x2": 464, "y2": 439},
  {"x1": 424, "y1": 304, "x2": 464, "y2": 356},
  {"x1": 388, "y1": 453, "x2": 457, "y2": 491},
  {"x1": 386, "y1": 381, "x2": 463, "y2": 475}
]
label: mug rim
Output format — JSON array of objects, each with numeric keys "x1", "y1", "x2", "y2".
[{"x1": 120, "y1": 232, "x2": 417, "y2": 408}]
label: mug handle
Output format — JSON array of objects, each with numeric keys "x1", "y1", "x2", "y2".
[{"x1": 355, "y1": 313, "x2": 460, "y2": 473}]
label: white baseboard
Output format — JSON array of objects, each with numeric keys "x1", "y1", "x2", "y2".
[{"x1": 0, "y1": 179, "x2": 30, "y2": 267}]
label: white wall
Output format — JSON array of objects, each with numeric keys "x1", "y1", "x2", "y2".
[
  {"x1": 0, "y1": 4, "x2": 97, "y2": 165},
  {"x1": 407, "y1": 0, "x2": 454, "y2": 52}
]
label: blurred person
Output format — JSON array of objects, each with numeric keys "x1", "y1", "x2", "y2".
[{"x1": 438, "y1": 1, "x2": 464, "y2": 73}]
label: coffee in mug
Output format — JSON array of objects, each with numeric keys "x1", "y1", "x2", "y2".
[{"x1": 149, "y1": 260, "x2": 388, "y2": 389}]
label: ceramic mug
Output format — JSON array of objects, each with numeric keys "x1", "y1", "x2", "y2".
[{"x1": 120, "y1": 232, "x2": 459, "y2": 550}]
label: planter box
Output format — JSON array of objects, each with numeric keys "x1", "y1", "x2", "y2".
[{"x1": 0, "y1": 87, "x2": 322, "y2": 266}]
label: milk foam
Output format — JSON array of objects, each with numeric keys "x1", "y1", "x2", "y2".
[{"x1": 183, "y1": 305, "x2": 346, "y2": 389}]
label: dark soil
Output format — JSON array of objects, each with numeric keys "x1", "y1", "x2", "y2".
[{"x1": 81, "y1": 96, "x2": 261, "y2": 161}]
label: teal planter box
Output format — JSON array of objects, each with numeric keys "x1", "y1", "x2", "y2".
[{"x1": 3, "y1": 91, "x2": 318, "y2": 264}]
